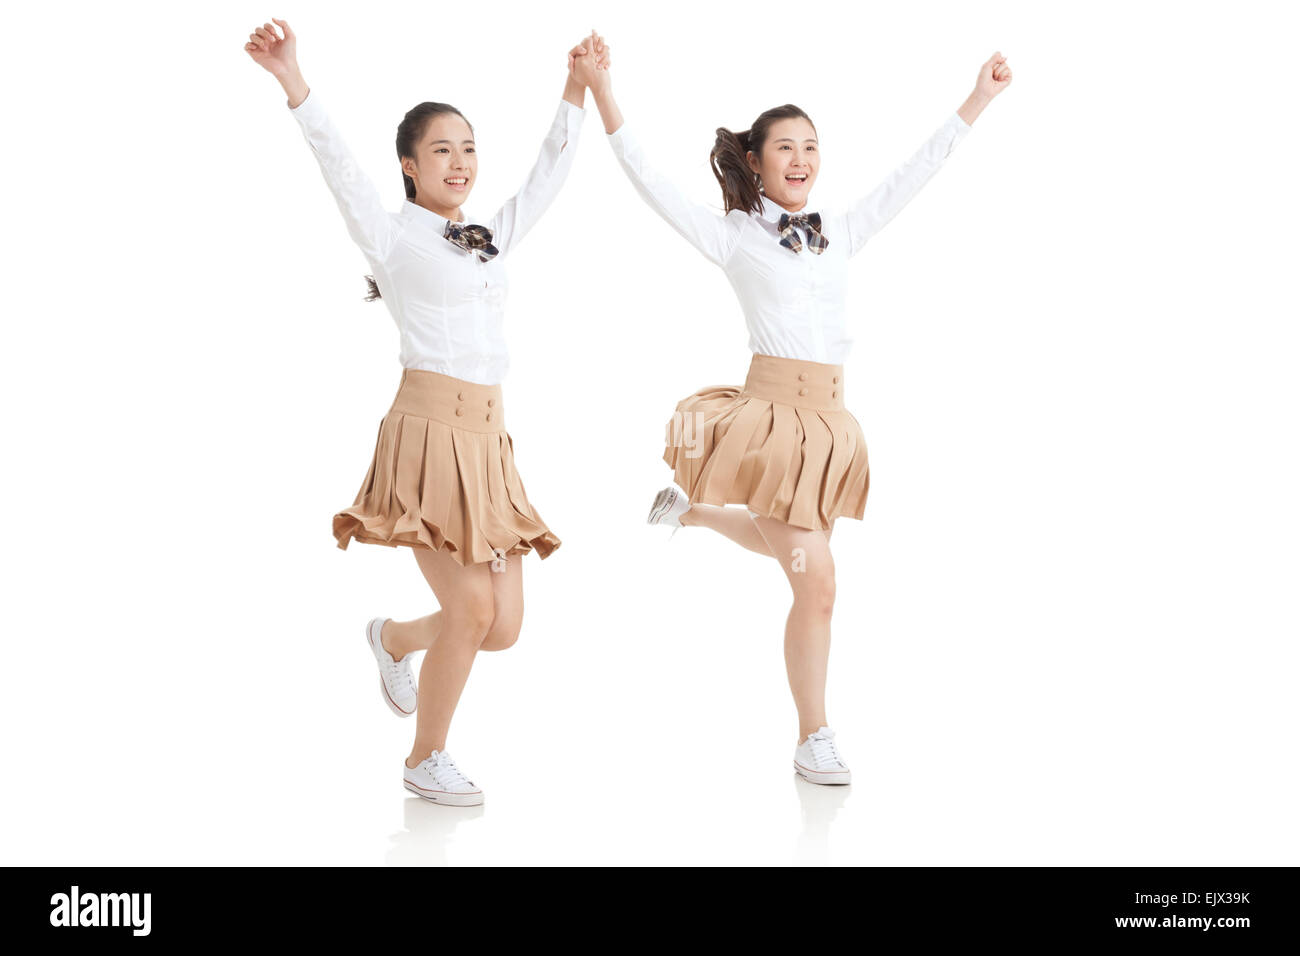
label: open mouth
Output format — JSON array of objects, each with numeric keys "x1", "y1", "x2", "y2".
[
  {"x1": 444, "y1": 177, "x2": 469, "y2": 191},
  {"x1": 785, "y1": 173, "x2": 808, "y2": 187}
]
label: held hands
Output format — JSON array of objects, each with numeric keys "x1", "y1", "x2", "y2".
[
  {"x1": 568, "y1": 29, "x2": 612, "y2": 94},
  {"x1": 976, "y1": 51, "x2": 1012, "y2": 98},
  {"x1": 244, "y1": 17, "x2": 298, "y2": 77}
]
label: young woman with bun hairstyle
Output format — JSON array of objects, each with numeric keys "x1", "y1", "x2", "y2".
[{"x1": 246, "y1": 19, "x2": 606, "y2": 807}]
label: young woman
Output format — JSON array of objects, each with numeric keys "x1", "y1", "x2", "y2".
[
  {"x1": 245, "y1": 19, "x2": 606, "y2": 806},
  {"x1": 571, "y1": 33, "x2": 1011, "y2": 785}
]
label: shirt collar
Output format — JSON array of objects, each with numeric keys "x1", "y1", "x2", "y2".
[
  {"x1": 758, "y1": 193, "x2": 810, "y2": 224},
  {"x1": 401, "y1": 198, "x2": 473, "y2": 233}
]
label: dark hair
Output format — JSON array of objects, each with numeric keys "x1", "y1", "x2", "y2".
[
  {"x1": 710, "y1": 104, "x2": 817, "y2": 216},
  {"x1": 363, "y1": 101, "x2": 474, "y2": 302}
]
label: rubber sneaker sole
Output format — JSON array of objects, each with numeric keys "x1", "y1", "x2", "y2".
[
  {"x1": 402, "y1": 779, "x2": 484, "y2": 806},
  {"x1": 648, "y1": 487, "x2": 679, "y2": 525},
  {"x1": 793, "y1": 760, "x2": 852, "y2": 785}
]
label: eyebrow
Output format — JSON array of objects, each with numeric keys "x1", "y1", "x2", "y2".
[
  {"x1": 429, "y1": 139, "x2": 475, "y2": 145},
  {"x1": 772, "y1": 137, "x2": 818, "y2": 144}
]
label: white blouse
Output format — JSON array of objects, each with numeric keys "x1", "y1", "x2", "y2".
[
  {"x1": 288, "y1": 89, "x2": 586, "y2": 385},
  {"x1": 606, "y1": 111, "x2": 972, "y2": 365}
]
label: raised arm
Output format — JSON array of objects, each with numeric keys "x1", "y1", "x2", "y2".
[
  {"x1": 844, "y1": 51, "x2": 1012, "y2": 258},
  {"x1": 573, "y1": 31, "x2": 742, "y2": 269},
  {"x1": 841, "y1": 112, "x2": 972, "y2": 258},
  {"x1": 245, "y1": 18, "x2": 397, "y2": 263},
  {"x1": 487, "y1": 95, "x2": 587, "y2": 258},
  {"x1": 484, "y1": 40, "x2": 604, "y2": 257}
]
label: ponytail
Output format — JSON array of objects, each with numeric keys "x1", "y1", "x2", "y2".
[{"x1": 710, "y1": 128, "x2": 763, "y2": 215}]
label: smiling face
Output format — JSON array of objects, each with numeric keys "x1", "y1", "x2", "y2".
[
  {"x1": 402, "y1": 111, "x2": 478, "y2": 221},
  {"x1": 746, "y1": 116, "x2": 819, "y2": 213}
]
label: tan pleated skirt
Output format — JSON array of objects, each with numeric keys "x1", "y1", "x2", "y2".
[
  {"x1": 662, "y1": 352, "x2": 870, "y2": 531},
  {"x1": 333, "y1": 368, "x2": 560, "y2": 567}
]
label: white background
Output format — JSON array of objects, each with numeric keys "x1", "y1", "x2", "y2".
[{"x1": 3, "y1": 0, "x2": 1296, "y2": 865}]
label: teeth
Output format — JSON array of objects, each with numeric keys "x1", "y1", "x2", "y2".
[{"x1": 445, "y1": 178, "x2": 467, "y2": 184}]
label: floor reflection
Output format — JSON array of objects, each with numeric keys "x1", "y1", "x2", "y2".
[
  {"x1": 385, "y1": 797, "x2": 485, "y2": 865},
  {"x1": 792, "y1": 774, "x2": 852, "y2": 865}
]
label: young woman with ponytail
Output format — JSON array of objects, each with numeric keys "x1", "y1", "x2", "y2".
[
  {"x1": 571, "y1": 31, "x2": 1011, "y2": 785},
  {"x1": 245, "y1": 19, "x2": 606, "y2": 806}
]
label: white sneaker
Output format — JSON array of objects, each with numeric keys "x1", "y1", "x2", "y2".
[
  {"x1": 793, "y1": 726, "x2": 852, "y2": 785},
  {"x1": 647, "y1": 485, "x2": 691, "y2": 538},
  {"x1": 366, "y1": 617, "x2": 416, "y2": 717},
  {"x1": 403, "y1": 750, "x2": 484, "y2": 806}
]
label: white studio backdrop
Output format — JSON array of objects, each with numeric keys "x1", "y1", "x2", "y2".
[{"x1": 1, "y1": 0, "x2": 1296, "y2": 865}]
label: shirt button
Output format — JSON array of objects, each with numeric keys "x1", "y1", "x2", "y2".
[
  {"x1": 487, "y1": 398, "x2": 495, "y2": 407},
  {"x1": 831, "y1": 390, "x2": 837, "y2": 398},
  {"x1": 457, "y1": 391, "x2": 465, "y2": 401},
  {"x1": 798, "y1": 372, "x2": 809, "y2": 381},
  {"x1": 485, "y1": 412, "x2": 492, "y2": 422},
  {"x1": 455, "y1": 407, "x2": 464, "y2": 416},
  {"x1": 832, "y1": 376, "x2": 839, "y2": 384},
  {"x1": 798, "y1": 387, "x2": 808, "y2": 396}
]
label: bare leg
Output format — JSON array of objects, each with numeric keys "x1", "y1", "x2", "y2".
[
  {"x1": 381, "y1": 612, "x2": 439, "y2": 660},
  {"x1": 403, "y1": 547, "x2": 497, "y2": 767},
  {"x1": 480, "y1": 551, "x2": 524, "y2": 651},
  {"x1": 679, "y1": 502, "x2": 774, "y2": 556},
  {"x1": 750, "y1": 515, "x2": 837, "y2": 744},
  {"x1": 382, "y1": 551, "x2": 521, "y2": 657}
]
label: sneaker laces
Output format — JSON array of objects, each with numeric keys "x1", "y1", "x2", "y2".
[
  {"x1": 378, "y1": 630, "x2": 416, "y2": 697},
  {"x1": 388, "y1": 657, "x2": 416, "y2": 698},
  {"x1": 426, "y1": 751, "x2": 474, "y2": 790},
  {"x1": 807, "y1": 730, "x2": 843, "y2": 769}
]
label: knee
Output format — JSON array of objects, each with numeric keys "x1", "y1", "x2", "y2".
[
  {"x1": 481, "y1": 609, "x2": 523, "y2": 651},
  {"x1": 447, "y1": 596, "x2": 496, "y2": 645},
  {"x1": 795, "y1": 574, "x2": 836, "y2": 619}
]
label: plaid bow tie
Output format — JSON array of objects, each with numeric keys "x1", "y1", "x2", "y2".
[
  {"x1": 443, "y1": 220, "x2": 499, "y2": 262},
  {"x1": 777, "y1": 211, "x2": 829, "y2": 254}
]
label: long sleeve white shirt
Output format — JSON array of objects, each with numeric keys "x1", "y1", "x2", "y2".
[
  {"x1": 606, "y1": 112, "x2": 971, "y2": 364},
  {"x1": 288, "y1": 89, "x2": 586, "y2": 384}
]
